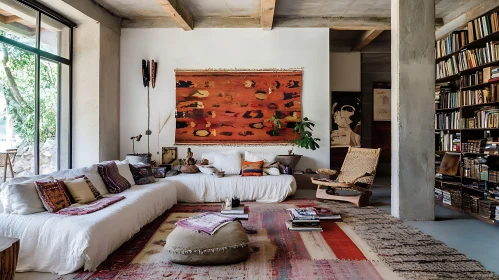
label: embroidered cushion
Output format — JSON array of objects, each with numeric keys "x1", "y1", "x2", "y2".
[
  {"x1": 129, "y1": 164, "x2": 156, "y2": 185},
  {"x1": 34, "y1": 180, "x2": 72, "y2": 213},
  {"x1": 98, "y1": 162, "x2": 132, "y2": 193},
  {"x1": 241, "y1": 160, "x2": 264, "y2": 177},
  {"x1": 63, "y1": 175, "x2": 103, "y2": 204}
]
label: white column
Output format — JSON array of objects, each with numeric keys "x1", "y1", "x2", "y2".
[{"x1": 391, "y1": 0, "x2": 435, "y2": 220}]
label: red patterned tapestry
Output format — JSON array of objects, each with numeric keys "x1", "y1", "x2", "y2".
[
  {"x1": 175, "y1": 70, "x2": 303, "y2": 144},
  {"x1": 63, "y1": 200, "x2": 387, "y2": 280}
]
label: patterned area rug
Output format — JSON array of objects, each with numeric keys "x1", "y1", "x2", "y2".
[
  {"x1": 61, "y1": 200, "x2": 391, "y2": 280},
  {"x1": 59, "y1": 199, "x2": 498, "y2": 280}
]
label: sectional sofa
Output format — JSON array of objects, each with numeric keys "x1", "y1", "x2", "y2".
[{"x1": 0, "y1": 151, "x2": 296, "y2": 275}]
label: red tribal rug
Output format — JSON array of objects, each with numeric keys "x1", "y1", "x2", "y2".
[{"x1": 63, "y1": 199, "x2": 392, "y2": 280}]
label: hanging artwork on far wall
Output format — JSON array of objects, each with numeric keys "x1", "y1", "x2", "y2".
[
  {"x1": 331, "y1": 91, "x2": 361, "y2": 148},
  {"x1": 373, "y1": 82, "x2": 391, "y2": 121},
  {"x1": 175, "y1": 69, "x2": 303, "y2": 145}
]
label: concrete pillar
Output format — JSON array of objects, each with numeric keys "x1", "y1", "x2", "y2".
[{"x1": 391, "y1": 0, "x2": 435, "y2": 220}]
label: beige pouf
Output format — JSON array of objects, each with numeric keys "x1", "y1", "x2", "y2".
[{"x1": 164, "y1": 221, "x2": 251, "y2": 265}]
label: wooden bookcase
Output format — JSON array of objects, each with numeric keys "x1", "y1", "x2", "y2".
[{"x1": 435, "y1": 7, "x2": 499, "y2": 226}]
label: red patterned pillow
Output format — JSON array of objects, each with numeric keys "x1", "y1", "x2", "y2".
[
  {"x1": 98, "y1": 161, "x2": 132, "y2": 193},
  {"x1": 35, "y1": 180, "x2": 72, "y2": 213},
  {"x1": 241, "y1": 160, "x2": 264, "y2": 176}
]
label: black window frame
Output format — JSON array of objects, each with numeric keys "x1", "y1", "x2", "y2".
[{"x1": 0, "y1": 0, "x2": 76, "y2": 173}]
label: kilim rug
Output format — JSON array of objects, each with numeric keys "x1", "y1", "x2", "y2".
[
  {"x1": 60, "y1": 200, "x2": 395, "y2": 280},
  {"x1": 59, "y1": 199, "x2": 498, "y2": 280}
]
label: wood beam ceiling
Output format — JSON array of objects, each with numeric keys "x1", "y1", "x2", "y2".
[
  {"x1": 156, "y1": 0, "x2": 193, "y2": 31},
  {"x1": 351, "y1": 30, "x2": 383, "y2": 51},
  {"x1": 261, "y1": 0, "x2": 276, "y2": 31}
]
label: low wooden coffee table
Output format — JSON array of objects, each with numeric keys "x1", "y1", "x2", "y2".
[{"x1": 0, "y1": 237, "x2": 19, "y2": 280}]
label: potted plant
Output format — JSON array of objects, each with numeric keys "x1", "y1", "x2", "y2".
[{"x1": 276, "y1": 117, "x2": 320, "y2": 171}]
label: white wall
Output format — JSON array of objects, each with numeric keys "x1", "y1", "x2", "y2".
[
  {"x1": 120, "y1": 28, "x2": 330, "y2": 170},
  {"x1": 330, "y1": 52, "x2": 361, "y2": 92}
]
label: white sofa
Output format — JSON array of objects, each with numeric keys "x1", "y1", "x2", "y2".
[
  {"x1": 0, "y1": 178, "x2": 177, "y2": 275},
  {"x1": 0, "y1": 151, "x2": 297, "y2": 275}
]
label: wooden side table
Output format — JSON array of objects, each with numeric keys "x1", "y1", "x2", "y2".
[{"x1": 0, "y1": 237, "x2": 19, "y2": 280}]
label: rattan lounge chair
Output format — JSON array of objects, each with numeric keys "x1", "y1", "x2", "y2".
[{"x1": 311, "y1": 147, "x2": 381, "y2": 207}]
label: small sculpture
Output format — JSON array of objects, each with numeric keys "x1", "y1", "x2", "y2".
[{"x1": 180, "y1": 148, "x2": 199, "y2": 173}]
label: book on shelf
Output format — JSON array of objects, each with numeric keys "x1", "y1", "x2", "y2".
[
  {"x1": 285, "y1": 221, "x2": 323, "y2": 232},
  {"x1": 436, "y1": 30, "x2": 468, "y2": 59},
  {"x1": 435, "y1": 111, "x2": 460, "y2": 130},
  {"x1": 436, "y1": 55, "x2": 459, "y2": 79},
  {"x1": 436, "y1": 132, "x2": 460, "y2": 152},
  {"x1": 468, "y1": 11, "x2": 499, "y2": 43}
]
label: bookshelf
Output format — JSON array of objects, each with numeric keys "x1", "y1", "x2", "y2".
[{"x1": 435, "y1": 7, "x2": 499, "y2": 226}]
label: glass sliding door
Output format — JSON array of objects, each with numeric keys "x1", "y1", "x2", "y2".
[{"x1": 0, "y1": 1, "x2": 75, "y2": 179}]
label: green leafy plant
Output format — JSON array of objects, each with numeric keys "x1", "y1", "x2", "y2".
[
  {"x1": 290, "y1": 117, "x2": 320, "y2": 152},
  {"x1": 271, "y1": 115, "x2": 284, "y2": 136}
]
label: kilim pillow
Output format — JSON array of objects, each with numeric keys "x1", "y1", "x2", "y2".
[
  {"x1": 129, "y1": 164, "x2": 156, "y2": 185},
  {"x1": 241, "y1": 160, "x2": 264, "y2": 177},
  {"x1": 34, "y1": 180, "x2": 72, "y2": 213},
  {"x1": 98, "y1": 161, "x2": 132, "y2": 193}
]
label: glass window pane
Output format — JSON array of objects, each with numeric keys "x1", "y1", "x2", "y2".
[
  {"x1": 41, "y1": 14, "x2": 70, "y2": 59},
  {"x1": 0, "y1": 42, "x2": 35, "y2": 178},
  {"x1": 39, "y1": 59, "x2": 59, "y2": 174},
  {"x1": 0, "y1": 2, "x2": 38, "y2": 47}
]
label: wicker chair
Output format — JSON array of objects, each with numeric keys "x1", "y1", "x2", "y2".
[
  {"x1": 0, "y1": 149, "x2": 17, "y2": 182},
  {"x1": 311, "y1": 147, "x2": 381, "y2": 207}
]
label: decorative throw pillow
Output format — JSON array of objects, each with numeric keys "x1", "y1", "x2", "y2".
[
  {"x1": 244, "y1": 151, "x2": 277, "y2": 167},
  {"x1": 1, "y1": 175, "x2": 53, "y2": 214},
  {"x1": 212, "y1": 150, "x2": 242, "y2": 175},
  {"x1": 34, "y1": 180, "x2": 72, "y2": 213},
  {"x1": 63, "y1": 176, "x2": 103, "y2": 204},
  {"x1": 263, "y1": 161, "x2": 281, "y2": 176},
  {"x1": 241, "y1": 160, "x2": 264, "y2": 177},
  {"x1": 98, "y1": 162, "x2": 132, "y2": 193},
  {"x1": 129, "y1": 164, "x2": 156, "y2": 185}
]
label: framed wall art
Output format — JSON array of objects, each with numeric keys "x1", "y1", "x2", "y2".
[
  {"x1": 161, "y1": 147, "x2": 177, "y2": 165},
  {"x1": 175, "y1": 69, "x2": 303, "y2": 145},
  {"x1": 330, "y1": 91, "x2": 361, "y2": 148},
  {"x1": 373, "y1": 82, "x2": 391, "y2": 121}
]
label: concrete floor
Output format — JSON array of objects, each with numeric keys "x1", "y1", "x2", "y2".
[{"x1": 15, "y1": 176, "x2": 499, "y2": 279}]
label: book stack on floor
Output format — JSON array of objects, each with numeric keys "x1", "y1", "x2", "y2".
[
  {"x1": 286, "y1": 207, "x2": 341, "y2": 232},
  {"x1": 220, "y1": 202, "x2": 249, "y2": 219}
]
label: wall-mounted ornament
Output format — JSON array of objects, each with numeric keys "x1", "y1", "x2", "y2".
[
  {"x1": 151, "y1": 60, "x2": 158, "y2": 88},
  {"x1": 142, "y1": 59, "x2": 152, "y2": 157}
]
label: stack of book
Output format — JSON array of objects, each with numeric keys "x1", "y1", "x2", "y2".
[
  {"x1": 458, "y1": 42, "x2": 499, "y2": 71},
  {"x1": 286, "y1": 207, "x2": 341, "y2": 232},
  {"x1": 220, "y1": 202, "x2": 249, "y2": 219}
]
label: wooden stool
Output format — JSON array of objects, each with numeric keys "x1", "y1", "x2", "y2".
[{"x1": 0, "y1": 237, "x2": 19, "y2": 280}]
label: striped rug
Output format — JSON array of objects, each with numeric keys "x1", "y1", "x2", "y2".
[{"x1": 63, "y1": 200, "x2": 397, "y2": 280}]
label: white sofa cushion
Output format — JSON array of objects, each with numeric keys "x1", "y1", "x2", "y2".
[
  {"x1": 244, "y1": 151, "x2": 277, "y2": 166},
  {"x1": 115, "y1": 160, "x2": 135, "y2": 186},
  {"x1": 211, "y1": 150, "x2": 242, "y2": 175},
  {"x1": 1, "y1": 175, "x2": 53, "y2": 214},
  {"x1": 52, "y1": 164, "x2": 109, "y2": 195}
]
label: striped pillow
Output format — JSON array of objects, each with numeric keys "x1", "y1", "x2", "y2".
[
  {"x1": 241, "y1": 160, "x2": 264, "y2": 177},
  {"x1": 98, "y1": 161, "x2": 131, "y2": 193}
]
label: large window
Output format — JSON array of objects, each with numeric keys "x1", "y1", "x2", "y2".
[{"x1": 0, "y1": 0, "x2": 75, "y2": 177}]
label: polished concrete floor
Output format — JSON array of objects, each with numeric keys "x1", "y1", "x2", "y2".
[{"x1": 16, "y1": 176, "x2": 499, "y2": 279}]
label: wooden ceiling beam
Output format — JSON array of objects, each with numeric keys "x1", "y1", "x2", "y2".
[
  {"x1": 156, "y1": 0, "x2": 193, "y2": 31},
  {"x1": 351, "y1": 30, "x2": 383, "y2": 51},
  {"x1": 261, "y1": 0, "x2": 276, "y2": 31}
]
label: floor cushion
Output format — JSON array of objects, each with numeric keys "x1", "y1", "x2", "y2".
[{"x1": 164, "y1": 221, "x2": 250, "y2": 265}]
